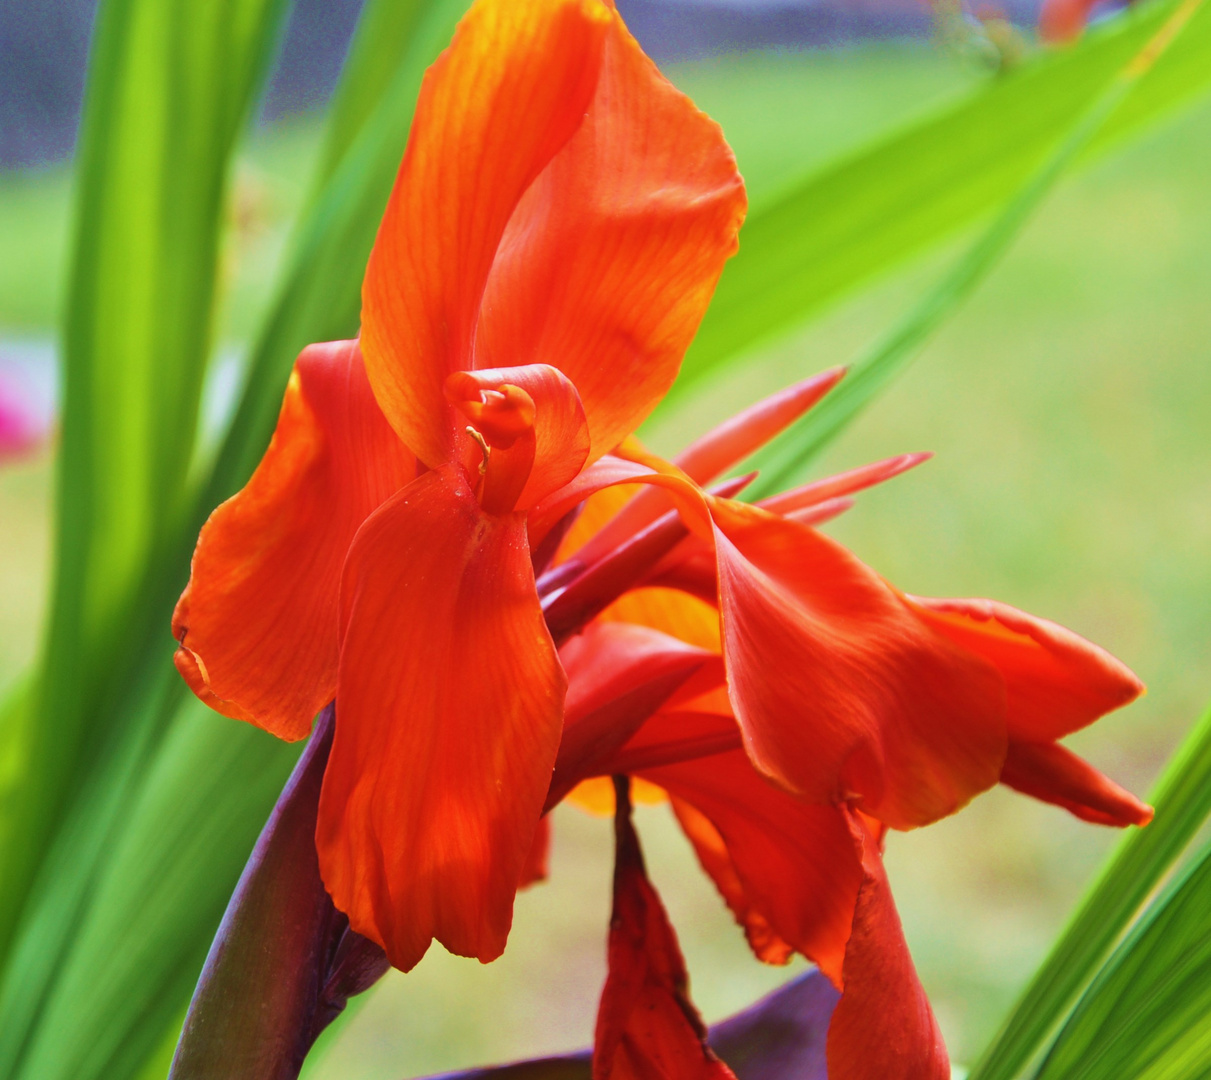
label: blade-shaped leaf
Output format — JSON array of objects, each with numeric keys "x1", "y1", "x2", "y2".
[
  {"x1": 679, "y1": 0, "x2": 1211, "y2": 391},
  {"x1": 971, "y1": 702, "x2": 1211, "y2": 1080},
  {"x1": 0, "y1": 692, "x2": 299, "y2": 1079},
  {"x1": 0, "y1": 0, "x2": 290, "y2": 969},
  {"x1": 746, "y1": 0, "x2": 1202, "y2": 496},
  {"x1": 0, "y1": 2, "x2": 471, "y2": 1077},
  {"x1": 1035, "y1": 831, "x2": 1211, "y2": 1080}
]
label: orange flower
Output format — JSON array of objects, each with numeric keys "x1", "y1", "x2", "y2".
[
  {"x1": 543, "y1": 396, "x2": 1148, "y2": 1079},
  {"x1": 173, "y1": 0, "x2": 745, "y2": 972}
]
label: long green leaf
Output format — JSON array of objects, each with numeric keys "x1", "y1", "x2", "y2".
[
  {"x1": 681, "y1": 0, "x2": 1211, "y2": 390},
  {"x1": 0, "y1": 0, "x2": 290, "y2": 969},
  {"x1": 747, "y1": 0, "x2": 1198, "y2": 495},
  {"x1": 11, "y1": 701, "x2": 298, "y2": 1080},
  {"x1": 1035, "y1": 829, "x2": 1211, "y2": 1080},
  {"x1": 0, "y1": 3, "x2": 471, "y2": 1077},
  {"x1": 972, "y1": 703, "x2": 1211, "y2": 1080}
]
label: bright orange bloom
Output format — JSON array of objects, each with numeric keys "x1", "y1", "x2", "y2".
[
  {"x1": 173, "y1": 1, "x2": 1149, "y2": 1074},
  {"x1": 173, "y1": 0, "x2": 744, "y2": 972},
  {"x1": 543, "y1": 384, "x2": 1148, "y2": 1079}
]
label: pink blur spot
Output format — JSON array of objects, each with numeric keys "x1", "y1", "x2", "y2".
[{"x1": 0, "y1": 372, "x2": 49, "y2": 460}]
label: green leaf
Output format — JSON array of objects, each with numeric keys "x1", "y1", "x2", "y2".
[
  {"x1": 746, "y1": 0, "x2": 1201, "y2": 496},
  {"x1": 5, "y1": 700, "x2": 298, "y2": 1080},
  {"x1": 971, "y1": 702, "x2": 1211, "y2": 1080},
  {"x1": 201, "y1": 0, "x2": 469, "y2": 512},
  {"x1": 680, "y1": 0, "x2": 1211, "y2": 392},
  {"x1": 0, "y1": 0, "x2": 290, "y2": 969},
  {"x1": 0, "y1": 2, "x2": 471, "y2": 1077},
  {"x1": 1035, "y1": 828, "x2": 1211, "y2": 1080}
]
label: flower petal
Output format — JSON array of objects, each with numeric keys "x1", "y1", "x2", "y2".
[
  {"x1": 674, "y1": 369, "x2": 846, "y2": 487},
  {"x1": 172, "y1": 340, "x2": 414, "y2": 740},
  {"x1": 904, "y1": 595, "x2": 1144, "y2": 742},
  {"x1": 318, "y1": 463, "x2": 565, "y2": 970},
  {"x1": 643, "y1": 745, "x2": 860, "y2": 982},
  {"x1": 594, "y1": 779, "x2": 736, "y2": 1080},
  {"x1": 710, "y1": 501, "x2": 1007, "y2": 829},
  {"x1": 446, "y1": 363, "x2": 590, "y2": 511},
  {"x1": 549, "y1": 620, "x2": 717, "y2": 811},
  {"x1": 573, "y1": 370, "x2": 846, "y2": 557},
  {"x1": 477, "y1": 12, "x2": 746, "y2": 463},
  {"x1": 826, "y1": 808, "x2": 950, "y2": 1080},
  {"x1": 361, "y1": 0, "x2": 612, "y2": 467},
  {"x1": 669, "y1": 797, "x2": 795, "y2": 965},
  {"x1": 1001, "y1": 740, "x2": 1153, "y2": 827},
  {"x1": 520, "y1": 815, "x2": 553, "y2": 889}
]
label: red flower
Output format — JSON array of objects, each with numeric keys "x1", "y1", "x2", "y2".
[
  {"x1": 173, "y1": 0, "x2": 745, "y2": 972},
  {"x1": 541, "y1": 389, "x2": 1148, "y2": 1079},
  {"x1": 171, "y1": 2, "x2": 1149, "y2": 1075}
]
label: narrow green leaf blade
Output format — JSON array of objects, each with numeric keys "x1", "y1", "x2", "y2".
[
  {"x1": 0, "y1": 0, "x2": 290, "y2": 968},
  {"x1": 1036, "y1": 829, "x2": 1211, "y2": 1080},
  {"x1": 971, "y1": 703, "x2": 1211, "y2": 1080},
  {"x1": 681, "y1": 0, "x2": 1211, "y2": 389},
  {"x1": 7, "y1": 700, "x2": 298, "y2": 1080}
]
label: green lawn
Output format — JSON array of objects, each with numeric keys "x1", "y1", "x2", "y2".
[{"x1": 2, "y1": 39, "x2": 1209, "y2": 1078}]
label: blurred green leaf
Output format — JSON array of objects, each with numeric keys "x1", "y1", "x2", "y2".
[
  {"x1": 202, "y1": 0, "x2": 468, "y2": 509},
  {"x1": 1035, "y1": 826, "x2": 1211, "y2": 1080},
  {"x1": 0, "y1": 0, "x2": 291, "y2": 970},
  {"x1": 972, "y1": 703, "x2": 1211, "y2": 1080},
  {"x1": 9, "y1": 701, "x2": 298, "y2": 1080},
  {"x1": 0, "y1": 2, "x2": 470, "y2": 1077},
  {"x1": 746, "y1": 0, "x2": 1195, "y2": 495},
  {"x1": 682, "y1": 0, "x2": 1211, "y2": 390}
]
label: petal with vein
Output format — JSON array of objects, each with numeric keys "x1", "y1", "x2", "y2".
[
  {"x1": 361, "y1": 0, "x2": 611, "y2": 466},
  {"x1": 477, "y1": 13, "x2": 746, "y2": 463},
  {"x1": 319, "y1": 464, "x2": 564, "y2": 970},
  {"x1": 172, "y1": 340, "x2": 414, "y2": 740}
]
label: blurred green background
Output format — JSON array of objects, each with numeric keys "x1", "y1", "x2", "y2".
[{"x1": 2, "y1": 38, "x2": 1209, "y2": 1078}]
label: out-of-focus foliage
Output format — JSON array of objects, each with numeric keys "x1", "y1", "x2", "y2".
[
  {"x1": 680, "y1": 0, "x2": 1211, "y2": 389},
  {"x1": 0, "y1": 0, "x2": 1209, "y2": 1077}
]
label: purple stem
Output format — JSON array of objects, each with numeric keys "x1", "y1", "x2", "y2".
[{"x1": 168, "y1": 706, "x2": 387, "y2": 1080}]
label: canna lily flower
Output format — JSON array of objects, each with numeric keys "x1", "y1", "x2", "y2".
[
  {"x1": 171, "y1": 1, "x2": 1149, "y2": 1074},
  {"x1": 528, "y1": 383, "x2": 1148, "y2": 1080},
  {"x1": 173, "y1": 0, "x2": 745, "y2": 972}
]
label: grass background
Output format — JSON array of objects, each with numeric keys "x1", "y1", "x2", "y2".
[{"x1": 1, "y1": 40, "x2": 1208, "y2": 1077}]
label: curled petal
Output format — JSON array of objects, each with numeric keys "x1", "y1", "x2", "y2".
[
  {"x1": 905, "y1": 595, "x2": 1144, "y2": 742},
  {"x1": 362, "y1": 0, "x2": 611, "y2": 466},
  {"x1": 826, "y1": 808, "x2": 949, "y2": 1080},
  {"x1": 447, "y1": 364, "x2": 591, "y2": 512},
  {"x1": 1001, "y1": 740, "x2": 1153, "y2": 827},
  {"x1": 172, "y1": 340, "x2": 414, "y2": 740},
  {"x1": 319, "y1": 464, "x2": 565, "y2": 970},
  {"x1": 477, "y1": 13, "x2": 746, "y2": 463},
  {"x1": 594, "y1": 779, "x2": 735, "y2": 1080}
]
